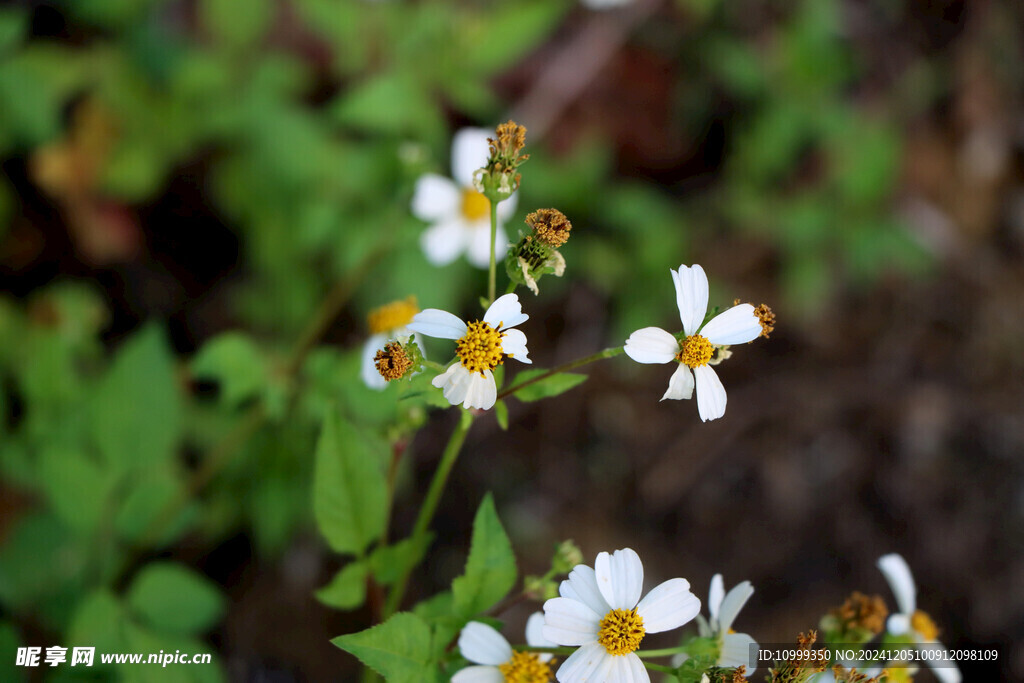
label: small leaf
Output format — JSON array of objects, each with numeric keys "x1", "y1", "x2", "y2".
[
  {"x1": 0, "y1": 9, "x2": 27, "y2": 52},
  {"x1": 316, "y1": 561, "x2": 369, "y2": 611},
  {"x1": 332, "y1": 612, "x2": 435, "y2": 683},
  {"x1": 511, "y1": 370, "x2": 588, "y2": 402},
  {"x1": 126, "y1": 563, "x2": 225, "y2": 636},
  {"x1": 313, "y1": 412, "x2": 388, "y2": 555},
  {"x1": 369, "y1": 535, "x2": 432, "y2": 585},
  {"x1": 494, "y1": 399, "x2": 509, "y2": 430},
  {"x1": 191, "y1": 332, "x2": 269, "y2": 407},
  {"x1": 452, "y1": 494, "x2": 517, "y2": 618},
  {"x1": 200, "y1": 0, "x2": 272, "y2": 48},
  {"x1": 67, "y1": 589, "x2": 127, "y2": 656},
  {"x1": 37, "y1": 447, "x2": 116, "y2": 535}
]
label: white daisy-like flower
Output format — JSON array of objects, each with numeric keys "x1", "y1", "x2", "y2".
[
  {"x1": 360, "y1": 297, "x2": 423, "y2": 390},
  {"x1": 412, "y1": 128, "x2": 518, "y2": 268},
  {"x1": 542, "y1": 547, "x2": 701, "y2": 683},
  {"x1": 407, "y1": 293, "x2": 530, "y2": 410},
  {"x1": 877, "y1": 554, "x2": 961, "y2": 683},
  {"x1": 623, "y1": 264, "x2": 762, "y2": 421},
  {"x1": 704, "y1": 574, "x2": 757, "y2": 676},
  {"x1": 453, "y1": 614, "x2": 555, "y2": 683}
]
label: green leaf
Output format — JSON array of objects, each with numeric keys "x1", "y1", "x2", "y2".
[
  {"x1": 115, "y1": 469, "x2": 195, "y2": 545},
  {"x1": 91, "y1": 324, "x2": 181, "y2": 474},
  {"x1": 494, "y1": 399, "x2": 509, "y2": 430},
  {"x1": 37, "y1": 447, "x2": 116, "y2": 535},
  {"x1": 67, "y1": 590, "x2": 128, "y2": 661},
  {"x1": 369, "y1": 535, "x2": 432, "y2": 585},
  {"x1": 313, "y1": 411, "x2": 388, "y2": 555},
  {"x1": 332, "y1": 612, "x2": 435, "y2": 683},
  {"x1": 316, "y1": 561, "x2": 369, "y2": 611},
  {"x1": 0, "y1": 9, "x2": 27, "y2": 53},
  {"x1": 0, "y1": 620, "x2": 22, "y2": 683},
  {"x1": 458, "y1": 1, "x2": 566, "y2": 76},
  {"x1": 511, "y1": 370, "x2": 588, "y2": 402},
  {"x1": 200, "y1": 0, "x2": 272, "y2": 48},
  {"x1": 126, "y1": 563, "x2": 225, "y2": 636},
  {"x1": 452, "y1": 494, "x2": 516, "y2": 618},
  {"x1": 191, "y1": 332, "x2": 269, "y2": 407},
  {"x1": 330, "y1": 74, "x2": 438, "y2": 137}
]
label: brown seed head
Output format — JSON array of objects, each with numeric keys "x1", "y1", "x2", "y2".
[
  {"x1": 374, "y1": 342, "x2": 413, "y2": 381},
  {"x1": 831, "y1": 592, "x2": 888, "y2": 636},
  {"x1": 525, "y1": 208, "x2": 572, "y2": 247},
  {"x1": 754, "y1": 303, "x2": 776, "y2": 338}
]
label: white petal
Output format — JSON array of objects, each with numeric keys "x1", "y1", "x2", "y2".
[
  {"x1": 920, "y1": 642, "x2": 961, "y2": 683},
  {"x1": 409, "y1": 309, "x2": 467, "y2": 340},
  {"x1": 694, "y1": 365, "x2": 727, "y2": 421},
  {"x1": 360, "y1": 334, "x2": 388, "y2": 390},
  {"x1": 877, "y1": 554, "x2": 917, "y2": 615},
  {"x1": 718, "y1": 580, "x2": 754, "y2": 634},
  {"x1": 458, "y1": 622, "x2": 512, "y2": 665},
  {"x1": 451, "y1": 665, "x2": 504, "y2": 683},
  {"x1": 720, "y1": 632, "x2": 757, "y2": 674},
  {"x1": 887, "y1": 613, "x2": 911, "y2": 635},
  {"x1": 484, "y1": 293, "x2": 529, "y2": 330},
  {"x1": 501, "y1": 328, "x2": 530, "y2": 363},
  {"x1": 624, "y1": 327, "x2": 678, "y2": 364},
  {"x1": 433, "y1": 364, "x2": 472, "y2": 407},
  {"x1": 672, "y1": 264, "x2": 709, "y2": 337},
  {"x1": 451, "y1": 127, "x2": 491, "y2": 187},
  {"x1": 561, "y1": 565, "x2": 611, "y2": 618},
  {"x1": 466, "y1": 220, "x2": 508, "y2": 269},
  {"x1": 594, "y1": 548, "x2": 644, "y2": 611},
  {"x1": 661, "y1": 363, "x2": 694, "y2": 401},
  {"x1": 463, "y1": 369, "x2": 497, "y2": 410},
  {"x1": 636, "y1": 578, "x2": 701, "y2": 633},
  {"x1": 411, "y1": 173, "x2": 460, "y2": 221},
  {"x1": 708, "y1": 574, "x2": 725, "y2": 628},
  {"x1": 525, "y1": 612, "x2": 556, "y2": 662},
  {"x1": 701, "y1": 304, "x2": 762, "y2": 345},
  {"x1": 495, "y1": 190, "x2": 518, "y2": 218},
  {"x1": 542, "y1": 597, "x2": 601, "y2": 646},
  {"x1": 420, "y1": 219, "x2": 469, "y2": 266},
  {"x1": 555, "y1": 642, "x2": 614, "y2": 683},
  {"x1": 608, "y1": 652, "x2": 650, "y2": 683}
]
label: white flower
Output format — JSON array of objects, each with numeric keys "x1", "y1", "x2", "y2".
[
  {"x1": 453, "y1": 614, "x2": 555, "y2": 683},
  {"x1": 360, "y1": 297, "x2": 422, "y2": 390},
  {"x1": 705, "y1": 574, "x2": 757, "y2": 675},
  {"x1": 542, "y1": 548, "x2": 701, "y2": 683},
  {"x1": 623, "y1": 264, "x2": 762, "y2": 421},
  {"x1": 408, "y1": 293, "x2": 530, "y2": 410},
  {"x1": 877, "y1": 553, "x2": 961, "y2": 683},
  {"x1": 412, "y1": 128, "x2": 518, "y2": 268}
]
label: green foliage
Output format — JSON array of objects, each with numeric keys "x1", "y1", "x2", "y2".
[
  {"x1": 316, "y1": 561, "x2": 369, "y2": 611},
  {"x1": 332, "y1": 612, "x2": 439, "y2": 683},
  {"x1": 512, "y1": 370, "x2": 588, "y2": 403},
  {"x1": 451, "y1": 494, "x2": 517, "y2": 618},
  {"x1": 126, "y1": 562, "x2": 226, "y2": 635},
  {"x1": 191, "y1": 332, "x2": 270, "y2": 408}
]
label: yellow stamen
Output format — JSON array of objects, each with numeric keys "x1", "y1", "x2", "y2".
[
  {"x1": 367, "y1": 297, "x2": 418, "y2": 335},
  {"x1": 456, "y1": 320, "x2": 505, "y2": 376},
  {"x1": 497, "y1": 651, "x2": 553, "y2": 682},
  {"x1": 911, "y1": 610, "x2": 939, "y2": 641},
  {"x1": 676, "y1": 334, "x2": 713, "y2": 368},
  {"x1": 597, "y1": 607, "x2": 645, "y2": 656},
  {"x1": 461, "y1": 188, "x2": 490, "y2": 222}
]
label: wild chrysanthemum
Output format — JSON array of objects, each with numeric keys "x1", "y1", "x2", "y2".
[
  {"x1": 408, "y1": 293, "x2": 530, "y2": 410},
  {"x1": 876, "y1": 554, "x2": 961, "y2": 683},
  {"x1": 453, "y1": 614, "x2": 555, "y2": 683},
  {"x1": 624, "y1": 264, "x2": 762, "y2": 421},
  {"x1": 542, "y1": 548, "x2": 701, "y2": 682},
  {"x1": 360, "y1": 297, "x2": 422, "y2": 390},
  {"x1": 412, "y1": 128, "x2": 518, "y2": 268},
  {"x1": 704, "y1": 574, "x2": 758, "y2": 676}
]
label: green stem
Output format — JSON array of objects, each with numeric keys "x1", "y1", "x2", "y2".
[
  {"x1": 383, "y1": 409, "x2": 476, "y2": 616},
  {"x1": 497, "y1": 346, "x2": 624, "y2": 400},
  {"x1": 643, "y1": 662, "x2": 676, "y2": 674},
  {"x1": 505, "y1": 280, "x2": 518, "y2": 295},
  {"x1": 635, "y1": 646, "x2": 689, "y2": 658},
  {"x1": 488, "y1": 198, "x2": 499, "y2": 304}
]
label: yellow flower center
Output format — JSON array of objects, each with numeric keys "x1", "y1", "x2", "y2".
[
  {"x1": 461, "y1": 188, "x2": 490, "y2": 222},
  {"x1": 367, "y1": 297, "x2": 418, "y2": 335},
  {"x1": 676, "y1": 334, "x2": 713, "y2": 368},
  {"x1": 456, "y1": 320, "x2": 505, "y2": 376},
  {"x1": 911, "y1": 610, "x2": 939, "y2": 641},
  {"x1": 597, "y1": 607, "x2": 645, "y2": 656},
  {"x1": 497, "y1": 651, "x2": 553, "y2": 682}
]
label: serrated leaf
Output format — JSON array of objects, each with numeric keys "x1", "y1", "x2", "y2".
[
  {"x1": 126, "y1": 563, "x2": 225, "y2": 636},
  {"x1": 316, "y1": 561, "x2": 368, "y2": 611},
  {"x1": 511, "y1": 370, "x2": 588, "y2": 402},
  {"x1": 313, "y1": 412, "x2": 387, "y2": 555},
  {"x1": 91, "y1": 324, "x2": 181, "y2": 474},
  {"x1": 191, "y1": 332, "x2": 269, "y2": 407},
  {"x1": 332, "y1": 612, "x2": 434, "y2": 683},
  {"x1": 452, "y1": 494, "x2": 516, "y2": 618}
]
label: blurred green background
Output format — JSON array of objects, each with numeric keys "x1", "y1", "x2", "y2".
[{"x1": 0, "y1": 0, "x2": 1021, "y2": 680}]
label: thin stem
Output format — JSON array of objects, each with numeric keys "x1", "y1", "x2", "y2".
[
  {"x1": 488, "y1": 198, "x2": 499, "y2": 304},
  {"x1": 643, "y1": 662, "x2": 676, "y2": 674},
  {"x1": 497, "y1": 346, "x2": 624, "y2": 400},
  {"x1": 383, "y1": 409, "x2": 476, "y2": 616},
  {"x1": 505, "y1": 280, "x2": 518, "y2": 295},
  {"x1": 635, "y1": 646, "x2": 689, "y2": 658}
]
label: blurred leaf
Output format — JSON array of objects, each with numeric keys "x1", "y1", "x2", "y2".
[
  {"x1": 91, "y1": 324, "x2": 181, "y2": 474},
  {"x1": 0, "y1": 514, "x2": 87, "y2": 613},
  {"x1": 457, "y1": 1, "x2": 566, "y2": 77},
  {"x1": 332, "y1": 612, "x2": 436, "y2": 683},
  {"x1": 115, "y1": 469, "x2": 195, "y2": 545},
  {"x1": 452, "y1": 494, "x2": 516, "y2": 618},
  {"x1": 494, "y1": 399, "x2": 509, "y2": 430},
  {"x1": 63, "y1": 0, "x2": 161, "y2": 29},
  {"x1": 102, "y1": 142, "x2": 166, "y2": 201},
  {"x1": 316, "y1": 561, "x2": 369, "y2": 611},
  {"x1": 200, "y1": 0, "x2": 273, "y2": 49},
  {"x1": 0, "y1": 9, "x2": 27, "y2": 53},
  {"x1": 191, "y1": 332, "x2": 269, "y2": 407},
  {"x1": 37, "y1": 447, "x2": 116, "y2": 535},
  {"x1": 511, "y1": 370, "x2": 588, "y2": 403},
  {"x1": 0, "y1": 620, "x2": 22, "y2": 682},
  {"x1": 331, "y1": 74, "x2": 439, "y2": 137},
  {"x1": 126, "y1": 562, "x2": 225, "y2": 636},
  {"x1": 369, "y1": 535, "x2": 432, "y2": 585},
  {"x1": 67, "y1": 589, "x2": 127, "y2": 656},
  {"x1": 314, "y1": 411, "x2": 388, "y2": 556}
]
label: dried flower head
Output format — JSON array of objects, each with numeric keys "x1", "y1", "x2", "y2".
[
  {"x1": 754, "y1": 303, "x2": 776, "y2": 338},
  {"x1": 525, "y1": 208, "x2": 572, "y2": 247},
  {"x1": 768, "y1": 630, "x2": 827, "y2": 683},
  {"x1": 831, "y1": 592, "x2": 889, "y2": 636},
  {"x1": 481, "y1": 120, "x2": 529, "y2": 199},
  {"x1": 374, "y1": 342, "x2": 414, "y2": 382}
]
